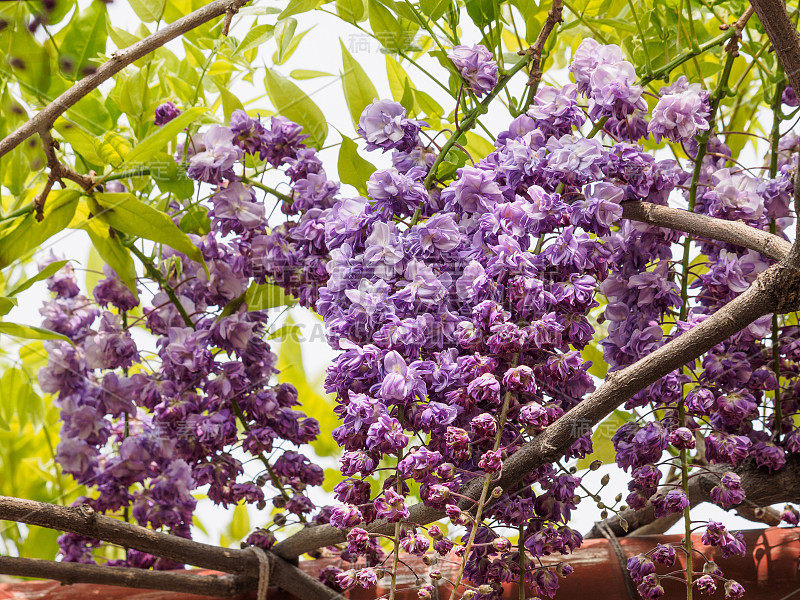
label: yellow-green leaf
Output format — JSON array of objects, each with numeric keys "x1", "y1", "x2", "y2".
[
  {"x1": 88, "y1": 193, "x2": 205, "y2": 268},
  {"x1": 340, "y1": 40, "x2": 379, "y2": 129},
  {"x1": 264, "y1": 69, "x2": 328, "y2": 148},
  {"x1": 338, "y1": 136, "x2": 376, "y2": 196}
]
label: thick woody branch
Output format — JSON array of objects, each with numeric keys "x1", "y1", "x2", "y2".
[
  {"x1": 0, "y1": 496, "x2": 343, "y2": 600},
  {"x1": 750, "y1": 0, "x2": 800, "y2": 97},
  {"x1": 0, "y1": 0, "x2": 249, "y2": 159},
  {"x1": 621, "y1": 201, "x2": 792, "y2": 262},
  {"x1": 0, "y1": 556, "x2": 255, "y2": 598},
  {"x1": 586, "y1": 456, "x2": 799, "y2": 538}
]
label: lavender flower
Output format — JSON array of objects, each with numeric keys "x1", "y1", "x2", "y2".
[
  {"x1": 448, "y1": 44, "x2": 498, "y2": 96},
  {"x1": 357, "y1": 99, "x2": 424, "y2": 153},
  {"x1": 648, "y1": 76, "x2": 711, "y2": 143},
  {"x1": 155, "y1": 101, "x2": 181, "y2": 126}
]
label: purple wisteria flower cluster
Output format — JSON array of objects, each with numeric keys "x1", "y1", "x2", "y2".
[
  {"x1": 39, "y1": 107, "x2": 331, "y2": 566},
  {"x1": 37, "y1": 35, "x2": 800, "y2": 600},
  {"x1": 252, "y1": 38, "x2": 800, "y2": 600}
]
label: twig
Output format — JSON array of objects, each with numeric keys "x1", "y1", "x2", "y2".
[
  {"x1": 34, "y1": 130, "x2": 96, "y2": 221},
  {"x1": 0, "y1": 0, "x2": 250, "y2": 159}
]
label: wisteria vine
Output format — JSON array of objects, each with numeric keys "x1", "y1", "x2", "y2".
[{"x1": 35, "y1": 25, "x2": 800, "y2": 600}]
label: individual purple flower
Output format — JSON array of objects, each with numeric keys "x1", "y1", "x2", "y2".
[
  {"x1": 652, "y1": 544, "x2": 676, "y2": 566},
  {"x1": 92, "y1": 265, "x2": 139, "y2": 311},
  {"x1": 696, "y1": 575, "x2": 717, "y2": 595},
  {"x1": 210, "y1": 180, "x2": 265, "y2": 230},
  {"x1": 357, "y1": 99, "x2": 424, "y2": 153},
  {"x1": 725, "y1": 580, "x2": 745, "y2": 599},
  {"x1": 187, "y1": 125, "x2": 242, "y2": 184},
  {"x1": 478, "y1": 449, "x2": 502, "y2": 473},
  {"x1": 751, "y1": 440, "x2": 786, "y2": 472},
  {"x1": 528, "y1": 84, "x2": 585, "y2": 135},
  {"x1": 636, "y1": 574, "x2": 665, "y2": 600},
  {"x1": 701, "y1": 520, "x2": 746, "y2": 559},
  {"x1": 668, "y1": 427, "x2": 695, "y2": 450},
  {"x1": 569, "y1": 39, "x2": 623, "y2": 94},
  {"x1": 648, "y1": 76, "x2": 711, "y2": 143},
  {"x1": 155, "y1": 101, "x2": 181, "y2": 126},
  {"x1": 783, "y1": 85, "x2": 799, "y2": 107},
  {"x1": 367, "y1": 168, "x2": 428, "y2": 217},
  {"x1": 448, "y1": 44, "x2": 498, "y2": 96},
  {"x1": 626, "y1": 554, "x2": 655, "y2": 582},
  {"x1": 229, "y1": 109, "x2": 268, "y2": 157},
  {"x1": 450, "y1": 166, "x2": 503, "y2": 213},
  {"x1": 263, "y1": 116, "x2": 308, "y2": 167},
  {"x1": 374, "y1": 488, "x2": 409, "y2": 522},
  {"x1": 652, "y1": 489, "x2": 689, "y2": 518},
  {"x1": 330, "y1": 504, "x2": 363, "y2": 529},
  {"x1": 710, "y1": 472, "x2": 745, "y2": 509}
]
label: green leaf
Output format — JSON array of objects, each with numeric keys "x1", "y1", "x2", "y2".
[
  {"x1": 581, "y1": 341, "x2": 608, "y2": 379},
  {"x1": 465, "y1": 0, "x2": 499, "y2": 28},
  {"x1": 7, "y1": 261, "x2": 69, "y2": 297},
  {"x1": 290, "y1": 69, "x2": 334, "y2": 80},
  {"x1": 272, "y1": 27, "x2": 312, "y2": 66},
  {"x1": 576, "y1": 410, "x2": 631, "y2": 470},
  {"x1": 276, "y1": 314, "x2": 338, "y2": 457},
  {"x1": 245, "y1": 282, "x2": 297, "y2": 310},
  {"x1": 338, "y1": 136, "x2": 376, "y2": 196},
  {"x1": 264, "y1": 69, "x2": 328, "y2": 148},
  {"x1": 0, "y1": 190, "x2": 80, "y2": 269},
  {"x1": 88, "y1": 193, "x2": 205, "y2": 268},
  {"x1": 148, "y1": 152, "x2": 195, "y2": 200},
  {"x1": 274, "y1": 18, "x2": 298, "y2": 63},
  {"x1": 278, "y1": 0, "x2": 322, "y2": 19},
  {"x1": 0, "y1": 323, "x2": 72, "y2": 344},
  {"x1": 229, "y1": 503, "x2": 250, "y2": 541},
  {"x1": 129, "y1": 0, "x2": 166, "y2": 22},
  {"x1": 122, "y1": 106, "x2": 207, "y2": 168},
  {"x1": 340, "y1": 40, "x2": 379, "y2": 129},
  {"x1": 336, "y1": 0, "x2": 367, "y2": 23},
  {"x1": 96, "y1": 132, "x2": 131, "y2": 166},
  {"x1": 216, "y1": 85, "x2": 245, "y2": 123},
  {"x1": 235, "y1": 24, "x2": 274, "y2": 54},
  {"x1": 369, "y1": 0, "x2": 405, "y2": 51},
  {"x1": 419, "y1": 0, "x2": 450, "y2": 21},
  {"x1": 386, "y1": 54, "x2": 412, "y2": 101},
  {"x1": 179, "y1": 205, "x2": 211, "y2": 235},
  {"x1": 60, "y1": 1, "x2": 108, "y2": 80},
  {"x1": 54, "y1": 119, "x2": 104, "y2": 167},
  {"x1": 74, "y1": 204, "x2": 138, "y2": 296},
  {"x1": 0, "y1": 297, "x2": 17, "y2": 317}
]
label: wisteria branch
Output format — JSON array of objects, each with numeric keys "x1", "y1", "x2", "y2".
[
  {"x1": 0, "y1": 0, "x2": 250, "y2": 159},
  {"x1": 0, "y1": 556, "x2": 256, "y2": 598},
  {"x1": 620, "y1": 201, "x2": 792, "y2": 262},
  {"x1": 0, "y1": 496, "x2": 344, "y2": 600}
]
